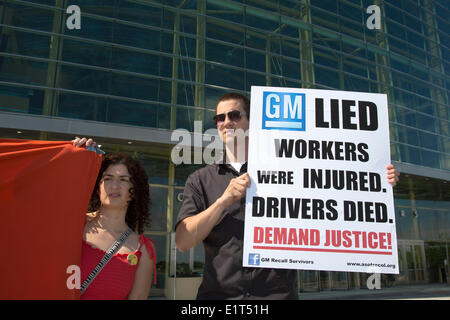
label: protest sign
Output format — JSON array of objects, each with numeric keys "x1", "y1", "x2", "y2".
[{"x1": 243, "y1": 86, "x2": 399, "y2": 274}]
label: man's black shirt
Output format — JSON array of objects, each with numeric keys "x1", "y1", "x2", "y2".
[{"x1": 175, "y1": 163, "x2": 298, "y2": 300}]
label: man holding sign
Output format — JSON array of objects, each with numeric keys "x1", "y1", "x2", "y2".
[{"x1": 175, "y1": 90, "x2": 399, "y2": 300}]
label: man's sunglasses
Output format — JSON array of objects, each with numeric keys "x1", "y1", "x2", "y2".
[{"x1": 213, "y1": 110, "x2": 246, "y2": 124}]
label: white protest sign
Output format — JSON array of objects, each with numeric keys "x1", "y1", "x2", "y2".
[{"x1": 243, "y1": 86, "x2": 399, "y2": 274}]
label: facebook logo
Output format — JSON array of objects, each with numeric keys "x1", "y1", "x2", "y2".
[
  {"x1": 248, "y1": 253, "x2": 260, "y2": 266},
  {"x1": 262, "y1": 91, "x2": 306, "y2": 131}
]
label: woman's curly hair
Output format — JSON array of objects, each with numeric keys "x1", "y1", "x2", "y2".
[{"x1": 88, "y1": 153, "x2": 151, "y2": 234}]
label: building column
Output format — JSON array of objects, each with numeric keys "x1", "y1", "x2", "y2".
[
  {"x1": 42, "y1": 0, "x2": 66, "y2": 119},
  {"x1": 170, "y1": 12, "x2": 180, "y2": 131},
  {"x1": 195, "y1": 0, "x2": 205, "y2": 129},
  {"x1": 298, "y1": 0, "x2": 314, "y2": 88},
  {"x1": 373, "y1": 0, "x2": 402, "y2": 162},
  {"x1": 422, "y1": 0, "x2": 449, "y2": 170},
  {"x1": 265, "y1": 37, "x2": 271, "y2": 86}
]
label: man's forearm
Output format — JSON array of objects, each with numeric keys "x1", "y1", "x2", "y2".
[{"x1": 175, "y1": 197, "x2": 228, "y2": 252}]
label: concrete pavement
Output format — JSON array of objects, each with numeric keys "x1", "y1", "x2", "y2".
[{"x1": 298, "y1": 283, "x2": 450, "y2": 300}]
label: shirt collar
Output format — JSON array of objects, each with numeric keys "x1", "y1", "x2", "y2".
[{"x1": 217, "y1": 162, "x2": 247, "y2": 175}]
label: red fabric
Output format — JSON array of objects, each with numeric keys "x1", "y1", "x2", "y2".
[
  {"x1": 80, "y1": 234, "x2": 156, "y2": 300},
  {"x1": 0, "y1": 139, "x2": 102, "y2": 299}
]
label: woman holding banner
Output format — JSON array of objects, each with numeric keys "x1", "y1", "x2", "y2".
[{"x1": 73, "y1": 138, "x2": 156, "y2": 300}]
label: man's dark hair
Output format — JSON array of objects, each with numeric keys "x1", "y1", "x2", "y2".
[{"x1": 216, "y1": 92, "x2": 250, "y2": 119}]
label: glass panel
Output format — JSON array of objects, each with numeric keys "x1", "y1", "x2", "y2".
[
  {"x1": 175, "y1": 245, "x2": 191, "y2": 276},
  {"x1": 408, "y1": 45, "x2": 426, "y2": 64},
  {"x1": 77, "y1": 0, "x2": 116, "y2": 16},
  {"x1": 109, "y1": 74, "x2": 160, "y2": 101},
  {"x1": 344, "y1": 74, "x2": 369, "y2": 92},
  {"x1": 17, "y1": 0, "x2": 54, "y2": 5},
  {"x1": 147, "y1": 234, "x2": 167, "y2": 291},
  {"x1": 271, "y1": 56, "x2": 282, "y2": 76},
  {"x1": 246, "y1": 30, "x2": 268, "y2": 51},
  {"x1": 74, "y1": 16, "x2": 114, "y2": 43},
  {"x1": 245, "y1": 70, "x2": 267, "y2": 90},
  {"x1": 395, "y1": 207, "x2": 414, "y2": 239},
  {"x1": 157, "y1": 79, "x2": 172, "y2": 104},
  {"x1": 161, "y1": 32, "x2": 174, "y2": 55},
  {"x1": 174, "y1": 163, "x2": 204, "y2": 187},
  {"x1": 6, "y1": 1, "x2": 55, "y2": 32},
  {"x1": 406, "y1": 145, "x2": 422, "y2": 166},
  {"x1": 175, "y1": 106, "x2": 197, "y2": 131},
  {"x1": 140, "y1": 158, "x2": 170, "y2": 185},
  {"x1": 57, "y1": 91, "x2": 106, "y2": 121},
  {"x1": 342, "y1": 57, "x2": 366, "y2": 77},
  {"x1": 311, "y1": 7, "x2": 338, "y2": 31},
  {"x1": 174, "y1": 242, "x2": 204, "y2": 277},
  {"x1": 246, "y1": 0, "x2": 279, "y2": 12},
  {"x1": 177, "y1": 82, "x2": 195, "y2": 106},
  {"x1": 206, "y1": 18, "x2": 245, "y2": 45},
  {"x1": 165, "y1": 0, "x2": 197, "y2": 9},
  {"x1": 206, "y1": 41, "x2": 244, "y2": 68},
  {"x1": 193, "y1": 243, "x2": 205, "y2": 273},
  {"x1": 161, "y1": 8, "x2": 175, "y2": 30},
  {"x1": 416, "y1": 114, "x2": 437, "y2": 133},
  {"x1": 205, "y1": 63, "x2": 244, "y2": 90},
  {"x1": 389, "y1": 36, "x2": 408, "y2": 57},
  {"x1": 397, "y1": 126, "x2": 420, "y2": 147},
  {"x1": 0, "y1": 84, "x2": 45, "y2": 115},
  {"x1": 178, "y1": 35, "x2": 197, "y2": 59},
  {"x1": 245, "y1": 49, "x2": 266, "y2": 73},
  {"x1": 206, "y1": 0, "x2": 244, "y2": 24},
  {"x1": 359, "y1": 272, "x2": 369, "y2": 289},
  {"x1": 0, "y1": 56, "x2": 49, "y2": 87},
  {"x1": 245, "y1": 8, "x2": 279, "y2": 32},
  {"x1": 414, "y1": 245, "x2": 424, "y2": 281},
  {"x1": 420, "y1": 150, "x2": 440, "y2": 169},
  {"x1": 61, "y1": 39, "x2": 111, "y2": 68},
  {"x1": 106, "y1": 99, "x2": 160, "y2": 128},
  {"x1": 314, "y1": 46, "x2": 338, "y2": 69},
  {"x1": 279, "y1": 18, "x2": 300, "y2": 39},
  {"x1": 397, "y1": 244, "x2": 407, "y2": 283},
  {"x1": 116, "y1": 1, "x2": 162, "y2": 27},
  {"x1": 405, "y1": 245, "x2": 416, "y2": 280},
  {"x1": 342, "y1": 42, "x2": 366, "y2": 59},
  {"x1": 283, "y1": 58, "x2": 301, "y2": 81},
  {"x1": 204, "y1": 86, "x2": 227, "y2": 110},
  {"x1": 112, "y1": 24, "x2": 161, "y2": 51},
  {"x1": 339, "y1": 18, "x2": 364, "y2": 40},
  {"x1": 387, "y1": 21, "x2": 405, "y2": 40},
  {"x1": 1, "y1": 29, "x2": 51, "y2": 58},
  {"x1": 331, "y1": 271, "x2": 347, "y2": 289},
  {"x1": 425, "y1": 242, "x2": 448, "y2": 283},
  {"x1": 319, "y1": 271, "x2": 331, "y2": 290},
  {"x1": 281, "y1": 40, "x2": 300, "y2": 60},
  {"x1": 58, "y1": 64, "x2": 111, "y2": 95},
  {"x1": 315, "y1": 65, "x2": 340, "y2": 89},
  {"x1": 338, "y1": 1, "x2": 362, "y2": 23},
  {"x1": 204, "y1": 108, "x2": 217, "y2": 130},
  {"x1": 347, "y1": 272, "x2": 360, "y2": 289},
  {"x1": 179, "y1": 14, "x2": 197, "y2": 36},
  {"x1": 173, "y1": 188, "x2": 184, "y2": 230},
  {"x1": 300, "y1": 270, "x2": 319, "y2": 292}
]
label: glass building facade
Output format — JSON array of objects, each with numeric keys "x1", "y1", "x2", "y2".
[{"x1": 0, "y1": 0, "x2": 448, "y2": 297}]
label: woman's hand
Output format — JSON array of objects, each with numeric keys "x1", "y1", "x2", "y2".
[{"x1": 72, "y1": 137, "x2": 96, "y2": 148}]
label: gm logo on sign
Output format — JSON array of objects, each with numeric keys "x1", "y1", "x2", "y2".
[
  {"x1": 262, "y1": 91, "x2": 306, "y2": 131},
  {"x1": 248, "y1": 253, "x2": 261, "y2": 266}
]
